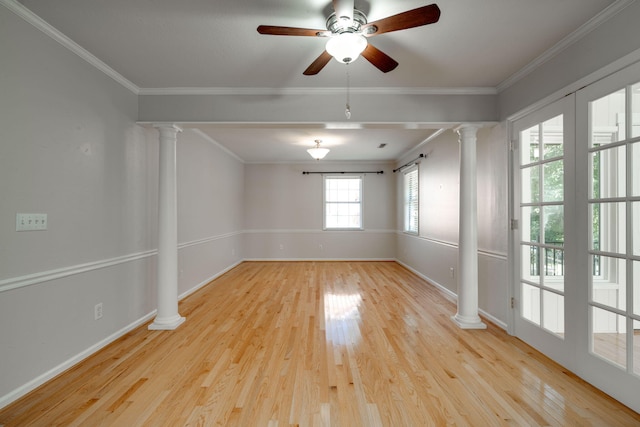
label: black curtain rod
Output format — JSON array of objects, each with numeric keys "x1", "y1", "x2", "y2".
[
  {"x1": 393, "y1": 153, "x2": 425, "y2": 173},
  {"x1": 302, "y1": 171, "x2": 384, "y2": 175}
]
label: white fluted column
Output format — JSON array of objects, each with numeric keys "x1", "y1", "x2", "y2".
[
  {"x1": 149, "y1": 124, "x2": 185, "y2": 330},
  {"x1": 452, "y1": 124, "x2": 486, "y2": 329}
]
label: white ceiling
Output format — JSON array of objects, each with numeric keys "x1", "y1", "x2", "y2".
[{"x1": 14, "y1": 0, "x2": 618, "y2": 163}]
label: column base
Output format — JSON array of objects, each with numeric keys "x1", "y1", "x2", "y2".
[
  {"x1": 451, "y1": 314, "x2": 487, "y2": 330},
  {"x1": 148, "y1": 315, "x2": 186, "y2": 331}
]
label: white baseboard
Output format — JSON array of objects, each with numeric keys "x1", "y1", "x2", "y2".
[
  {"x1": 395, "y1": 259, "x2": 507, "y2": 331},
  {"x1": 178, "y1": 260, "x2": 243, "y2": 300},
  {"x1": 243, "y1": 258, "x2": 396, "y2": 262},
  {"x1": 0, "y1": 311, "x2": 157, "y2": 410},
  {"x1": 0, "y1": 258, "x2": 506, "y2": 410},
  {"x1": 0, "y1": 260, "x2": 243, "y2": 411}
]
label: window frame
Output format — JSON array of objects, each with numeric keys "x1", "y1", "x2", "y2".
[
  {"x1": 323, "y1": 174, "x2": 364, "y2": 231},
  {"x1": 403, "y1": 166, "x2": 419, "y2": 235}
]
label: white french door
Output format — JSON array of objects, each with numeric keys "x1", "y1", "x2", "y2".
[
  {"x1": 574, "y1": 60, "x2": 640, "y2": 408},
  {"x1": 511, "y1": 95, "x2": 576, "y2": 367},
  {"x1": 511, "y1": 60, "x2": 640, "y2": 412}
]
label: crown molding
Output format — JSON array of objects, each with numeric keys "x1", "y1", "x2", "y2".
[
  {"x1": 189, "y1": 129, "x2": 245, "y2": 163},
  {"x1": 5, "y1": 0, "x2": 631, "y2": 100},
  {"x1": 137, "y1": 86, "x2": 497, "y2": 96},
  {"x1": 496, "y1": 0, "x2": 636, "y2": 93},
  {"x1": 1, "y1": 0, "x2": 140, "y2": 94}
]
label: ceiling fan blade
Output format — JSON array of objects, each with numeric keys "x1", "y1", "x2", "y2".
[
  {"x1": 257, "y1": 25, "x2": 330, "y2": 37},
  {"x1": 361, "y1": 4, "x2": 441, "y2": 37},
  {"x1": 361, "y1": 44, "x2": 398, "y2": 73},
  {"x1": 303, "y1": 51, "x2": 333, "y2": 75},
  {"x1": 332, "y1": 0, "x2": 354, "y2": 22}
]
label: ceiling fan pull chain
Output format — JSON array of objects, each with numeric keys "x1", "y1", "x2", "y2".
[{"x1": 345, "y1": 63, "x2": 351, "y2": 119}]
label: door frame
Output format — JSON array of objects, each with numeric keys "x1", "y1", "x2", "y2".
[{"x1": 509, "y1": 95, "x2": 576, "y2": 368}]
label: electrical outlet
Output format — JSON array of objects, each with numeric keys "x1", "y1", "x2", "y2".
[
  {"x1": 16, "y1": 213, "x2": 47, "y2": 231},
  {"x1": 279, "y1": 244, "x2": 284, "y2": 250},
  {"x1": 94, "y1": 303, "x2": 103, "y2": 320}
]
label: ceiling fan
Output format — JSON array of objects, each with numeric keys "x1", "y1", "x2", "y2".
[{"x1": 257, "y1": 1, "x2": 441, "y2": 75}]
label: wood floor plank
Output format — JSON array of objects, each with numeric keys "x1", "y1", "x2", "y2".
[{"x1": 1, "y1": 261, "x2": 639, "y2": 426}]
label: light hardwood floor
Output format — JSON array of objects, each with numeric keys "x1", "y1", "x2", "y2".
[{"x1": 1, "y1": 261, "x2": 639, "y2": 426}]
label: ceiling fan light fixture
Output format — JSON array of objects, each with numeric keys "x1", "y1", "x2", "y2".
[
  {"x1": 326, "y1": 33, "x2": 367, "y2": 64},
  {"x1": 307, "y1": 139, "x2": 330, "y2": 160}
]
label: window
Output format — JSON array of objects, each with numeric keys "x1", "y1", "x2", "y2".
[
  {"x1": 324, "y1": 175, "x2": 362, "y2": 229},
  {"x1": 404, "y1": 167, "x2": 419, "y2": 234}
]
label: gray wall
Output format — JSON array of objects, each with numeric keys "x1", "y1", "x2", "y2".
[
  {"x1": 175, "y1": 129, "x2": 244, "y2": 297},
  {"x1": 243, "y1": 162, "x2": 396, "y2": 260},
  {"x1": 5, "y1": 0, "x2": 640, "y2": 412},
  {"x1": 499, "y1": 1, "x2": 640, "y2": 119},
  {"x1": 0, "y1": 6, "x2": 244, "y2": 406},
  {"x1": 395, "y1": 127, "x2": 509, "y2": 327}
]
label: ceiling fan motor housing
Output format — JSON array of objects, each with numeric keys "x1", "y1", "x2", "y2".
[{"x1": 326, "y1": 9, "x2": 367, "y2": 34}]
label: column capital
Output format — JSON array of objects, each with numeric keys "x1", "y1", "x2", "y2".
[
  {"x1": 454, "y1": 123, "x2": 483, "y2": 138},
  {"x1": 152, "y1": 123, "x2": 183, "y2": 134}
]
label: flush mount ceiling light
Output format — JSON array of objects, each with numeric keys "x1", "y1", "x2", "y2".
[{"x1": 307, "y1": 139, "x2": 330, "y2": 160}]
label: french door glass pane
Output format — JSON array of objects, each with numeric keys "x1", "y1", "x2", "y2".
[
  {"x1": 543, "y1": 160, "x2": 564, "y2": 202},
  {"x1": 592, "y1": 256, "x2": 626, "y2": 310},
  {"x1": 634, "y1": 202, "x2": 640, "y2": 256},
  {"x1": 542, "y1": 116, "x2": 564, "y2": 159},
  {"x1": 633, "y1": 83, "x2": 640, "y2": 138},
  {"x1": 543, "y1": 205, "x2": 564, "y2": 246},
  {"x1": 522, "y1": 245, "x2": 540, "y2": 283},
  {"x1": 521, "y1": 165, "x2": 540, "y2": 203},
  {"x1": 590, "y1": 202, "x2": 626, "y2": 254},
  {"x1": 521, "y1": 206, "x2": 540, "y2": 243},
  {"x1": 632, "y1": 143, "x2": 640, "y2": 197},
  {"x1": 591, "y1": 145, "x2": 626, "y2": 198},
  {"x1": 592, "y1": 307, "x2": 626, "y2": 368},
  {"x1": 521, "y1": 125, "x2": 540, "y2": 165},
  {"x1": 591, "y1": 88, "x2": 626, "y2": 147},
  {"x1": 544, "y1": 248, "x2": 565, "y2": 289},
  {"x1": 543, "y1": 290, "x2": 564, "y2": 336},
  {"x1": 634, "y1": 319, "x2": 640, "y2": 376},
  {"x1": 522, "y1": 283, "x2": 541, "y2": 325},
  {"x1": 634, "y1": 261, "x2": 640, "y2": 316}
]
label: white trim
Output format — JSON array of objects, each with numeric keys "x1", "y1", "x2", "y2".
[
  {"x1": 323, "y1": 174, "x2": 364, "y2": 231},
  {"x1": 506, "y1": 48, "x2": 640, "y2": 122},
  {"x1": 0, "y1": 310, "x2": 157, "y2": 410},
  {"x1": 0, "y1": 0, "x2": 139, "y2": 94},
  {"x1": 140, "y1": 121, "x2": 463, "y2": 131},
  {"x1": 0, "y1": 257, "x2": 243, "y2": 410},
  {"x1": 178, "y1": 231, "x2": 243, "y2": 250},
  {"x1": 244, "y1": 258, "x2": 396, "y2": 262},
  {"x1": 3, "y1": 0, "x2": 631, "y2": 103},
  {"x1": 189, "y1": 129, "x2": 245, "y2": 163},
  {"x1": 478, "y1": 248, "x2": 508, "y2": 261},
  {"x1": 178, "y1": 260, "x2": 243, "y2": 300},
  {"x1": 0, "y1": 232, "x2": 243, "y2": 293},
  {"x1": 138, "y1": 86, "x2": 497, "y2": 96},
  {"x1": 398, "y1": 231, "x2": 459, "y2": 249},
  {"x1": 397, "y1": 128, "x2": 447, "y2": 161},
  {"x1": 0, "y1": 250, "x2": 156, "y2": 293},
  {"x1": 396, "y1": 229, "x2": 508, "y2": 259},
  {"x1": 244, "y1": 228, "x2": 396, "y2": 234},
  {"x1": 396, "y1": 260, "x2": 508, "y2": 330},
  {"x1": 244, "y1": 160, "x2": 395, "y2": 166},
  {"x1": 0, "y1": 257, "x2": 505, "y2": 411},
  {"x1": 497, "y1": 0, "x2": 636, "y2": 93}
]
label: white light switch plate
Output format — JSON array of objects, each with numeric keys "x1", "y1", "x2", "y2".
[{"x1": 16, "y1": 213, "x2": 47, "y2": 231}]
